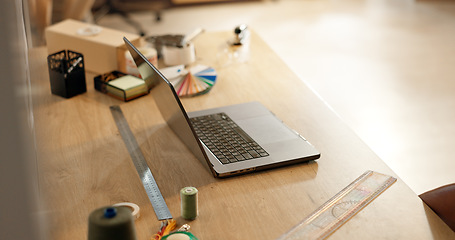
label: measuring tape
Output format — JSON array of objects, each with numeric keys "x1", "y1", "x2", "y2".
[
  {"x1": 110, "y1": 105, "x2": 172, "y2": 221},
  {"x1": 278, "y1": 170, "x2": 396, "y2": 240}
]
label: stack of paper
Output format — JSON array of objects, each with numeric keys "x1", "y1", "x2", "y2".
[{"x1": 106, "y1": 75, "x2": 148, "y2": 101}]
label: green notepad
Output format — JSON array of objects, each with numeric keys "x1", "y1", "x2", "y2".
[
  {"x1": 108, "y1": 75, "x2": 144, "y2": 89},
  {"x1": 106, "y1": 75, "x2": 148, "y2": 101}
]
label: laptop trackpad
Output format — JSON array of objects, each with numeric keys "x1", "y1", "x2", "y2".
[{"x1": 235, "y1": 115, "x2": 298, "y2": 144}]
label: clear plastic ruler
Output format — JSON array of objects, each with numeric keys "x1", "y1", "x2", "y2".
[
  {"x1": 278, "y1": 170, "x2": 396, "y2": 240},
  {"x1": 110, "y1": 105, "x2": 172, "y2": 220}
]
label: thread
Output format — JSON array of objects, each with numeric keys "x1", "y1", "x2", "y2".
[
  {"x1": 88, "y1": 206, "x2": 137, "y2": 240},
  {"x1": 180, "y1": 187, "x2": 198, "y2": 220}
]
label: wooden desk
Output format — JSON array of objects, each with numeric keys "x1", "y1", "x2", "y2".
[{"x1": 31, "y1": 31, "x2": 455, "y2": 239}]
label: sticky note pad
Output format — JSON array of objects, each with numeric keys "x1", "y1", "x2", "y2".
[{"x1": 108, "y1": 75, "x2": 145, "y2": 90}]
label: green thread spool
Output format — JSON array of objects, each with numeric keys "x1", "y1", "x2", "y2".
[
  {"x1": 180, "y1": 187, "x2": 198, "y2": 220},
  {"x1": 88, "y1": 206, "x2": 137, "y2": 240}
]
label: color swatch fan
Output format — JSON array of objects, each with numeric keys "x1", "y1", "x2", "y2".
[{"x1": 161, "y1": 65, "x2": 217, "y2": 97}]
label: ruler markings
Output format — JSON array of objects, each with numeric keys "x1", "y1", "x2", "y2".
[
  {"x1": 110, "y1": 105, "x2": 172, "y2": 220},
  {"x1": 278, "y1": 170, "x2": 396, "y2": 240}
]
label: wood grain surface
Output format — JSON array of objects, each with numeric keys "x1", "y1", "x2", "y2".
[{"x1": 30, "y1": 31, "x2": 455, "y2": 239}]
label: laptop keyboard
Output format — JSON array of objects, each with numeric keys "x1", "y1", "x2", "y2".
[{"x1": 190, "y1": 113, "x2": 269, "y2": 164}]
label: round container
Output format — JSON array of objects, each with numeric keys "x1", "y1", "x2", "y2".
[
  {"x1": 112, "y1": 202, "x2": 140, "y2": 220},
  {"x1": 162, "y1": 43, "x2": 196, "y2": 66}
]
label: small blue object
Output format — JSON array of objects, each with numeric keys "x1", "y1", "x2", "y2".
[{"x1": 104, "y1": 207, "x2": 117, "y2": 218}]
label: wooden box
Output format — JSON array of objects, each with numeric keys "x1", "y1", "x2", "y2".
[{"x1": 45, "y1": 19, "x2": 141, "y2": 74}]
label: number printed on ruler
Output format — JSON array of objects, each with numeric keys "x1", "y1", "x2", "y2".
[
  {"x1": 278, "y1": 170, "x2": 397, "y2": 240},
  {"x1": 110, "y1": 105, "x2": 172, "y2": 220}
]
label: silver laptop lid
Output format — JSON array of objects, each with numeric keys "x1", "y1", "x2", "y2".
[{"x1": 123, "y1": 37, "x2": 213, "y2": 172}]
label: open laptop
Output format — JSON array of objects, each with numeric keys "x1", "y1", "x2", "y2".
[{"x1": 124, "y1": 37, "x2": 320, "y2": 177}]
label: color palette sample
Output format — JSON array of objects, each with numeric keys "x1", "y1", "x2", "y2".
[{"x1": 161, "y1": 65, "x2": 217, "y2": 97}]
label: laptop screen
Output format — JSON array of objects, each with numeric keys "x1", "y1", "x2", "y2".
[{"x1": 123, "y1": 37, "x2": 210, "y2": 167}]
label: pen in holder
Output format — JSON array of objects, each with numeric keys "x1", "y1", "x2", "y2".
[{"x1": 47, "y1": 50, "x2": 87, "y2": 98}]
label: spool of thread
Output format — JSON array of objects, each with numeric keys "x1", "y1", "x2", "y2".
[
  {"x1": 88, "y1": 206, "x2": 138, "y2": 240},
  {"x1": 180, "y1": 187, "x2": 198, "y2": 220}
]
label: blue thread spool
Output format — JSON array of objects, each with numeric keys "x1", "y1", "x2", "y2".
[{"x1": 88, "y1": 206, "x2": 137, "y2": 240}]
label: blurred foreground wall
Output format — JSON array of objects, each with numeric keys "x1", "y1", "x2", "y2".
[{"x1": 0, "y1": 0, "x2": 43, "y2": 239}]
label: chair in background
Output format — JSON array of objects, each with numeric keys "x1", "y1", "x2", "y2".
[
  {"x1": 419, "y1": 183, "x2": 455, "y2": 232},
  {"x1": 92, "y1": 0, "x2": 171, "y2": 36},
  {"x1": 27, "y1": 0, "x2": 106, "y2": 45},
  {"x1": 26, "y1": 0, "x2": 53, "y2": 46}
]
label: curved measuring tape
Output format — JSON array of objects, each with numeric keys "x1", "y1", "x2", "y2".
[
  {"x1": 113, "y1": 202, "x2": 140, "y2": 220},
  {"x1": 162, "y1": 232, "x2": 199, "y2": 240}
]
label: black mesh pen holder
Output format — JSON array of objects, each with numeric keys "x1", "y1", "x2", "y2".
[{"x1": 47, "y1": 50, "x2": 87, "y2": 98}]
